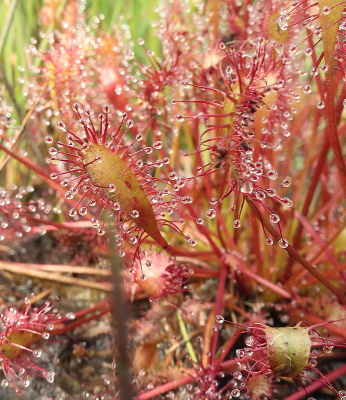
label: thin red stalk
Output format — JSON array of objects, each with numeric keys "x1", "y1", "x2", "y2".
[
  {"x1": 136, "y1": 357, "x2": 246, "y2": 400},
  {"x1": 290, "y1": 311, "x2": 346, "y2": 340},
  {"x1": 229, "y1": 259, "x2": 292, "y2": 299},
  {"x1": 202, "y1": 170, "x2": 238, "y2": 252},
  {"x1": 303, "y1": 260, "x2": 346, "y2": 288},
  {"x1": 250, "y1": 210, "x2": 262, "y2": 275},
  {"x1": 217, "y1": 327, "x2": 243, "y2": 363},
  {"x1": 283, "y1": 363, "x2": 346, "y2": 400},
  {"x1": 52, "y1": 306, "x2": 110, "y2": 335},
  {"x1": 165, "y1": 245, "x2": 216, "y2": 259},
  {"x1": 283, "y1": 135, "x2": 329, "y2": 279},
  {"x1": 246, "y1": 198, "x2": 346, "y2": 304},
  {"x1": 191, "y1": 266, "x2": 220, "y2": 278},
  {"x1": 323, "y1": 31, "x2": 346, "y2": 196},
  {"x1": 210, "y1": 261, "x2": 229, "y2": 365},
  {"x1": 53, "y1": 300, "x2": 110, "y2": 327},
  {"x1": 0, "y1": 142, "x2": 66, "y2": 198},
  {"x1": 294, "y1": 211, "x2": 342, "y2": 268}
]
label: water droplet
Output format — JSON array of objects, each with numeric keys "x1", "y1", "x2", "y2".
[
  {"x1": 278, "y1": 238, "x2": 289, "y2": 248},
  {"x1": 66, "y1": 312, "x2": 75, "y2": 320},
  {"x1": 215, "y1": 315, "x2": 224, "y2": 323},
  {"x1": 303, "y1": 84, "x2": 312, "y2": 94},
  {"x1": 79, "y1": 207, "x2": 87, "y2": 216},
  {"x1": 281, "y1": 197, "x2": 293, "y2": 207},
  {"x1": 1, "y1": 379, "x2": 9, "y2": 388},
  {"x1": 94, "y1": 155, "x2": 102, "y2": 163},
  {"x1": 42, "y1": 332, "x2": 50, "y2": 340},
  {"x1": 267, "y1": 170, "x2": 278, "y2": 180},
  {"x1": 50, "y1": 173, "x2": 59, "y2": 180},
  {"x1": 46, "y1": 371, "x2": 55, "y2": 383},
  {"x1": 240, "y1": 181, "x2": 253, "y2": 194},
  {"x1": 323, "y1": 345, "x2": 333, "y2": 353},
  {"x1": 50, "y1": 157, "x2": 59, "y2": 165},
  {"x1": 102, "y1": 104, "x2": 110, "y2": 114},
  {"x1": 322, "y1": 6, "x2": 330, "y2": 14},
  {"x1": 72, "y1": 102, "x2": 81, "y2": 112},
  {"x1": 255, "y1": 190, "x2": 266, "y2": 200},
  {"x1": 206, "y1": 209, "x2": 216, "y2": 219},
  {"x1": 175, "y1": 114, "x2": 185, "y2": 122},
  {"x1": 282, "y1": 178, "x2": 291, "y2": 187},
  {"x1": 57, "y1": 121, "x2": 66, "y2": 130},
  {"x1": 45, "y1": 136, "x2": 53, "y2": 144},
  {"x1": 131, "y1": 210, "x2": 139, "y2": 218},
  {"x1": 69, "y1": 208, "x2": 77, "y2": 217},
  {"x1": 231, "y1": 388, "x2": 240, "y2": 397},
  {"x1": 33, "y1": 349, "x2": 42, "y2": 358},
  {"x1": 316, "y1": 100, "x2": 325, "y2": 109},
  {"x1": 126, "y1": 119, "x2": 134, "y2": 129},
  {"x1": 266, "y1": 238, "x2": 274, "y2": 246},
  {"x1": 277, "y1": 16, "x2": 288, "y2": 30},
  {"x1": 108, "y1": 183, "x2": 116, "y2": 192},
  {"x1": 266, "y1": 188, "x2": 276, "y2": 197},
  {"x1": 153, "y1": 141, "x2": 163, "y2": 149},
  {"x1": 196, "y1": 218, "x2": 204, "y2": 225},
  {"x1": 233, "y1": 219, "x2": 241, "y2": 228},
  {"x1": 270, "y1": 214, "x2": 280, "y2": 223},
  {"x1": 97, "y1": 228, "x2": 105, "y2": 236},
  {"x1": 320, "y1": 64, "x2": 328, "y2": 72},
  {"x1": 189, "y1": 239, "x2": 197, "y2": 246}
]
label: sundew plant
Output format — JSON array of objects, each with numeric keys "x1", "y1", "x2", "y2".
[{"x1": 1, "y1": 0, "x2": 346, "y2": 399}]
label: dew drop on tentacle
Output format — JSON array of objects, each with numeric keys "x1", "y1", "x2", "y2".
[
  {"x1": 233, "y1": 219, "x2": 241, "y2": 228},
  {"x1": 215, "y1": 315, "x2": 224, "y2": 324},
  {"x1": 281, "y1": 197, "x2": 293, "y2": 207},
  {"x1": 266, "y1": 170, "x2": 278, "y2": 180},
  {"x1": 108, "y1": 183, "x2": 116, "y2": 192},
  {"x1": 278, "y1": 238, "x2": 289, "y2": 248},
  {"x1": 175, "y1": 114, "x2": 185, "y2": 122},
  {"x1": 206, "y1": 209, "x2": 216, "y2": 219},
  {"x1": 269, "y1": 214, "x2": 280, "y2": 223}
]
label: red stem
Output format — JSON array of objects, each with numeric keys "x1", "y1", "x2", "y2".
[
  {"x1": 136, "y1": 356, "x2": 247, "y2": 400},
  {"x1": 283, "y1": 363, "x2": 346, "y2": 400},
  {"x1": 324, "y1": 68, "x2": 346, "y2": 197},
  {"x1": 246, "y1": 198, "x2": 346, "y2": 304},
  {"x1": 0, "y1": 142, "x2": 66, "y2": 198},
  {"x1": 210, "y1": 261, "x2": 229, "y2": 364}
]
